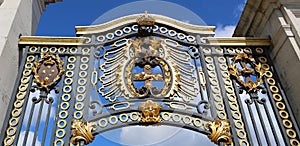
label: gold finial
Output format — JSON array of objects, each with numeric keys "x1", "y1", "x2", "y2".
[{"x1": 137, "y1": 10, "x2": 155, "y2": 26}]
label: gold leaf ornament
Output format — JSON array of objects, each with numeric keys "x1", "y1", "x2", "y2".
[
  {"x1": 206, "y1": 119, "x2": 232, "y2": 145},
  {"x1": 71, "y1": 120, "x2": 97, "y2": 145}
]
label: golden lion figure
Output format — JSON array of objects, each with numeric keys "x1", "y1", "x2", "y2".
[{"x1": 138, "y1": 100, "x2": 162, "y2": 123}]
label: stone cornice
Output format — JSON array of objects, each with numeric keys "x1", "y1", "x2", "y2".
[
  {"x1": 234, "y1": 0, "x2": 300, "y2": 37},
  {"x1": 19, "y1": 36, "x2": 270, "y2": 46},
  {"x1": 19, "y1": 36, "x2": 86, "y2": 45},
  {"x1": 40, "y1": 0, "x2": 63, "y2": 11},
  {"x1": 204, "y1": 37, "x2": 270, "y2": 46}
]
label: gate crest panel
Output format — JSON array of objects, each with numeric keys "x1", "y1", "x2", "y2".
[{"x1": 0, "y1": 13, "x2": 299, "y2": 146}]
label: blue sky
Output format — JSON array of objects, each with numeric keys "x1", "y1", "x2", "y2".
[
  {"x1": 36, "y1": 0, "x2": 246, "y2": 37},
  {"x1": 34, "y1": 0, "x2": 246, "y2": 146}
]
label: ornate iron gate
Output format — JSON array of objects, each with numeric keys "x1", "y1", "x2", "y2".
[{"x1": 1, "y1": 13, "x2": 299, "y2": 146}]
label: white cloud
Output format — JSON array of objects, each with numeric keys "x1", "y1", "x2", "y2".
[
  {"x1": 235, "y1": 0, "x2": 247, "y2": 18},
  {"x1": 238, "y1": 0, "x2": 247, "y2": 12},
  {"x1": 214, "y1": 25, "x2": 236, "y2": 37},
  {"x1": 17, "y1": 131, "x2": 41, "y2": 146},
  {"x1": 119, "y1": 126, "x2": 215, "y2": 146}
]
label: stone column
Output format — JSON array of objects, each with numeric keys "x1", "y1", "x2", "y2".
[{"x1": 0, "y1": 0, "x2": 62, "y2": 132}]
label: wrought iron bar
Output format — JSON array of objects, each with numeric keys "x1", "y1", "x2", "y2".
[
  {"x1": 32, "y1": 96, "x2": 46, "y2": 145},
  {"x1": 49, "y1": 55, "x2": 68, "y2": 145},
  {"x1": 261, "y1": 100, "x2": 281, "y2": 145},
  {"x1": 253, "y1": 99, "x2": 271, "y2": 145},
  {"x1": 41, "y1": 97, "x2": 54, "y2": 146},
  {"x1": 196, "y1": 35, "x2": 217, "y2": 119},
  {"x1": 211, "y1": 48, "x2": 239, "y2": 145},
  {"x1": 246, "y1": 100, "x2": 262, "y2": 145},
  {"x1": 64, "y1": 53, "x2": 82, "y2": 144},
  {"x1": 225, "y1": 53, "x2": 253, "y2": 145},
  {"x1": 22, "y1": 96, "x2": 39, "y2": 145}
]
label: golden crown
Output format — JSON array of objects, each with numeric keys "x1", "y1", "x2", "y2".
[{"x1": 137, "y1": 10, "x2": 155, "y2": 26}]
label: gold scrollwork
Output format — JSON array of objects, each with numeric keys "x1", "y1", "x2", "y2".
[
  {"x1": 206, "y1": 119, "x2": 232, "y2": 145},
  {"x1": 229, "y1": 53, "x2": 265, "y2": 92},
  {"x1": 107, "y1": 102, "x2": 134, "y2": 111},
  {"x1": 283, "y1": 120, "x2": 293, "y2": 128},
  {"x1": 199, "y1": 69, "x2": 206, "y2": 89},
  {"x1": 91, "y1": 68, "x2": 97, "y2": 88},
  {"x1": 164, "y1": 102, "x2": 192, "y2": 110},
  {"x1": 29, "y1": 46, "x2": 38, "y2": 52},
  {"x1": 71, "y1": 120, "x2": 97, "y2": 145}
]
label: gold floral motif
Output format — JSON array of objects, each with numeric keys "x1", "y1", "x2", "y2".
[
  {"x1": 32, "y1": 53, "x2": 64, "y2": 92},
  {"x1": 206, "y1": 119, "x2": 232, "y2": 144},
  {"x1": 229, "y1": 53, "x2": 265, "y2": 92},
  {"x1": 71, "y1": 120, "x2": 97, "y2": 145},
  {"x1": 138, "y1": 100, "x2": 162, "y2": 124}
]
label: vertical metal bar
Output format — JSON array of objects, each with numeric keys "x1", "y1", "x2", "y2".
[
  {"x1": 263, "y1": 47, "x2": 300, "y2": 136},
  {"x1": 225, "y1": 52, "x2": 253, "y2": 145},
  {"x1": 64, "y1": 50, "x2": 81, "y2": 144},
  {"x1": 253, "y1": 100, "x2": 271, "y2": 145},
  {"x1": 211, "y1": 47, "x2": 239, "y2": 145},
  {"x1": 0, "y1": 46, "x2": 29, "y2": 143},
  {"x1": 49, "y1": 55, "x2": 68, "y2": 145},
  {"x1": 41, "y1": 97, "x2": 53, "y2": 146},
  {"x1": 22, "y1": 98, "x2": 37, "y2": 145},
  {"x1": 262, "y1": 102, "x2": 281, "y2": 145},
  {"x1": 19, "y1": 52, "x2": 41, "y2": 146},
  {"x1": 246, "y1": 102, "x2": 262, "y2": 145},
  {"x1": 13, "y1": 52, "x2": 38, "y2": 145},
  {"x1": 32, "y1": 97, "x2": 45, "y2": 145},
  {"x1": 196, "y1": 35, "x2": 216, "y2": 118},
  {"x1": 263, "y1": 76, "x2": 289, "y2": 145},
  {"x1": 193, "y1": 57, "x2": 205, "y2": 101},
  {"x1": 83, "y1": 46, "x2": 95, "y2": 120}
]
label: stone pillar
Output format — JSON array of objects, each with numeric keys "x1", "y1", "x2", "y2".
[
  {"x1": 0, "y1": 0, "x2": 62, "y2": 132},
  {"x1": 234, "y1": 0, "x2": 300, "y2": 125}
]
